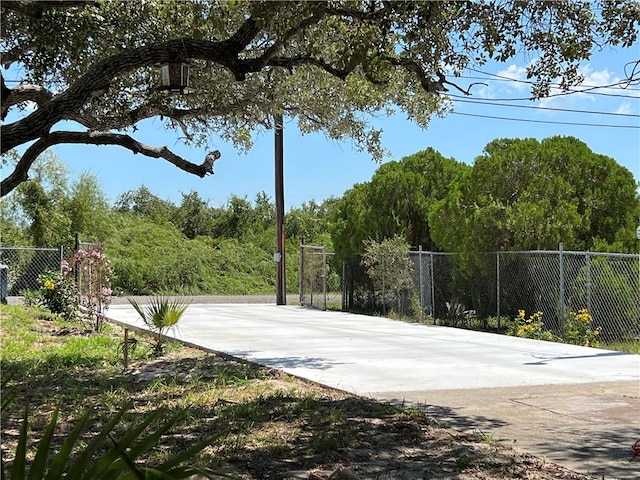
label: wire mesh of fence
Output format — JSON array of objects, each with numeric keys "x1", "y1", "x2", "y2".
[
  {"x1": 299, "y1": 244, "x2": 342, "y2": 310},
  {"x1": 302, "y1": 246, "x2": 640, "y2": 343},
  {"x1": 409, "y1": 249, "x2": 639, "y2": 341},
  {"x1": 0, "y1": 246, "x2": 64, "y2": 296}
]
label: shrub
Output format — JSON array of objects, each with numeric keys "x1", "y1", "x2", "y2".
[
  {"x1": 34, "y1": 270, "x2": 79, "y2": 320},
  {"x1": 508, "y1": 310, "x2": 555, "y2": 341},
  {"x1": 73, "y1": 248, "x2": 113, "y2": 331},
  {"x1": 564, "y1": 309, "x2": 601, "y2": 347},
  {"x1": 128, "y1": 297, "x2": 189, "y2": 355},
  {"x1": 362, "y1": 236, "x2": 413, "y2": 315}
]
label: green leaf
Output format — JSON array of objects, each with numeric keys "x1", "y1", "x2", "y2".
[
  {"x1": 126, "y1": 409, "x2": 187, "y2": 460},
  {"x1": 8, "y1": 407, "x2": 29, "y2": 480},
  {"x1": 68, "y1": 408, "x2": 127, "y2": 479},
  {"x1": 158, "y1": 429, "x2": 228, "y2": 471},
  {"x1": 44, "y1": 408, "x2": 93, "y2": 480},
  {"x1": 85, "y1": 408, "x2": 166, "y2": 479},
  {"x1": 27, "y1": 409, "x2": 59, "y2": 480}
]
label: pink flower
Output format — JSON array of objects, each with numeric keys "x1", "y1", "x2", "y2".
[
  {"x1": 101, "y1": 286, "x2": 112, "y2": 296},
  {"x1": 61, "y1": 260, "x2": 72, "y2": 275}
]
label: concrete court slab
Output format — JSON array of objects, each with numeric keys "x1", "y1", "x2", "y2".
[
  {"x1": 107, "y1": 303, "x2": 640, "y2": 478},
  {"x1": 108, "y1": 303, "x2": 639, "y2": 394}
]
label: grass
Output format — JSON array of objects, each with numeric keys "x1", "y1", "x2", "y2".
[
  {"x1": 601, "y1": 339, "x2": 640, "y2": 354},
  {"x1": 0, "y1": 304, "x2": 388, "y2": 476},
  {"x1": 0, "y1": 304, "x2": 595, "y2": 479}
]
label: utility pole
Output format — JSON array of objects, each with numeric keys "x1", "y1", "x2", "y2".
[{"x1": 274, "y1": 113, "x2": 286, "y2": 305}]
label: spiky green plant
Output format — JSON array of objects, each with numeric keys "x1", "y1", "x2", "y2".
[
  {"x1": 2, "y1": 404, "x2": 227, "y2": 479},
  {"x1": 128, "y1": 297, "x2": 189, "y2": 355}
]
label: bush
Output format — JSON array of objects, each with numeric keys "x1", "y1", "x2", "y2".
[
  {"x1": 508, "y1": 310, "x2": 555, "y2": 341},
  {"x1": 509, "y1": 308, "x2": 602, "y2": 347},
  {"x1": 564, "y1": 309, "x2": 601, "y2": 347},
  {"x1": 32, "y1": 270, "x2": 79, "y2": 320}
]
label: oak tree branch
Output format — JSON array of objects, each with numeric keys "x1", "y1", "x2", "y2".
[{"x1": 1, "y1": 131, "x2": 219, "y2": 197}]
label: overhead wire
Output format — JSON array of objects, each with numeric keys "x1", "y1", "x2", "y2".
[
  {"x1": 447, "y1": 94, "x2": 640, "y2": 117},
  {"x1": 467, "y1": 65, "x2": 640, "y2": 89},
  {"x1": 446, "y1": 63, "x2": 640, "y2": 128},
  {"x1": 451, "y1": 111, "x2": 639, "y2": 129},
  {"x1": 454, "y1": 78, "x2": 640, "y2": 100}
]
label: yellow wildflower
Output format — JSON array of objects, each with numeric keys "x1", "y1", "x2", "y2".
[{"x1": 44, "y1": 279, "x2": 55, "y2": 290}]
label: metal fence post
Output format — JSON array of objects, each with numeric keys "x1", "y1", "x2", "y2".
[
  {"x1": 322, "y1": 245, "x2": 327, "y2": 311},
  {"x1": 299, "y1": 243, "x2": 304, "y2": 305},
  {"x1": 342, "y1": 260, "x2": 347, "y2": 311},
  {"x1": 559, "y1": 243, "x2": 565, "y2": 334},
  {"x1": 74, "y1": 233, "x2": 80, "y2": 286},
  {"x1": 382, "y1": 260, "x2": 386, "y2": 315},
  {"x1": 496, "y1": 251, "x2": 501, "y2": 329},
  {"x1": 430, "y1": 252, "x2": 435, "y2": 317},
  {"x1": 418, "y1": 245, "x2": 424, "y2": 313},
  {"x1": 585, "y1": 252, "x2": 591, "y2": 313}
]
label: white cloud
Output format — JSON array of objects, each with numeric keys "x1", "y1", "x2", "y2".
[
  {"x1": 497, "y1": 64, "x2": 529, "y2": 83},
  {"x1": 614, "y1": 101, "x2": 632, "y2": 115},
  {"x1": 536, "y1": 64, "x2": 640, "y2": 112},
  {"x1": 472, "y1": 63, "x2": 530, "y2": 98}
]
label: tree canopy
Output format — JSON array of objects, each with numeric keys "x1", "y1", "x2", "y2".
[
  {"x1": 330, "y1": 136, "x2": 639, "y2": 256},
  {"x1": 429, "y1": 136, "x2": 640, "y2": 253},
  {"x1": 330, "y1": 148, "x2": 468, "y2": 258},
  {"x1": 2, "y1": 0, "x2": 638, "y2": 197}
]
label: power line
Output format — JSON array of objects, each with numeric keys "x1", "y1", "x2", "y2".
[
  {"x1": 460, "y1": 74, "x2": 640, "y2": 93},
  {"x1": 467, "y1": 66, "x2": 640, "y2": 90},
  {"x1": 452, "y1": 111, "x2": 639, "y2": 129},
  {"x1": 464, "y1": 67, "x2": 640, "y2": 100},
  {"x1": 449, "y1": 95, "x2": 640, "y2": 117}
]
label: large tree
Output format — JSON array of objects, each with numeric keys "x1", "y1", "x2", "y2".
[
  {"x1": 3, "y1": 151, "x2": 110, "y2": 247},
  {"x1": 331, "y1": 147, "x2": 468, "y2": 258},
  {"x1": 1, "y1": 0, "x2": 638, "y2": 197},
  {"x1": 430, "y1": 136, "x2": 640, "y2": 253}
]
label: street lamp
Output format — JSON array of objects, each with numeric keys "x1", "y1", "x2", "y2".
[{"x1": 159, "y1": 61, "x2": 193, "y2": 94}]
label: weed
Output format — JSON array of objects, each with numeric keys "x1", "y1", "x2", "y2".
[
  {"x1": 309, "y1": 427, "x2": 356, "y2": 452},
  {"x1": 601, "y1": 340, "x2": 640, "y2": 354},
  {"x1": 475, "y1": 429, "x2": 500, "y2": 445},
  {"x1": 455, "y1": 453, "x2": 472, "y2": 470}
]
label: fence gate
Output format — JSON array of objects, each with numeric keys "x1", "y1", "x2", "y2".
[{"x1": 299, "y1": 244, "x2": 346, "y2": 310}]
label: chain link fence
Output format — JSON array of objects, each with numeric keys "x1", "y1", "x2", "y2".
[
  {"x1": 0, "y1": 246, "x2": 64, "y2": 298},
  {"x1": 409, "y1": 249, "x2": 640, "y2": 341},
  {"x1": 299, "y1": 244, "x2": 342, "y2": 310},
  {"x1": 301, "y1": 246, "x2": 640, "y2": 342}
]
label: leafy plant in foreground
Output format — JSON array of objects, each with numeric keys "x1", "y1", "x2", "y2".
[
  {"x1": 1, "y1": 405, "x2": 226, "y2": 479},
  {"x1": 128, "y1": 297, "x2": 189, "y2": 355}
]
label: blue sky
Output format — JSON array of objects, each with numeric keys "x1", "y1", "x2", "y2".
[{"x1": 4, "y1": 42, "x2": 639, "y2": 211}]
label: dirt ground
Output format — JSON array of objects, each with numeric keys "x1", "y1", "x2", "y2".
[{"x1": 130, "y1": 348, "x2": 592, "y2": 480}]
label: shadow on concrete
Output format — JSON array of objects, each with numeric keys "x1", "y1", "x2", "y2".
[
  {"x1": 228, "y1": 352, "x2": 344, "y2": 371},
  {"x1": 524, "y1": 350, "x2": 630, "y2": 366},
  {"x1": 378, "y1": 398, "x2": 510, "y2": 433},
  {"x1": 524, "y1": 426, "x2": 640, "y2": 480}
]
